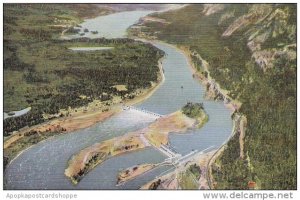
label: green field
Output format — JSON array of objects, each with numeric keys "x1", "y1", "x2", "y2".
[{"x1": 178, "y1": 164, "x2": 201, "y2": 189}]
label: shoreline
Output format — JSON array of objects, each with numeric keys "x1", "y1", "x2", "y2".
[
  {"x1": 123, "y1": 55, "x2": 165, "y2": 107},
  {"x1": 117, "y1": 163, "x2": 158, "y2": 186},
  {"x1": 4, "y1": 54, "x2": 166, "y2": 166},
  {"x1": 178, "y1": 45, "x2": 242, "y2": 113},
  {"x1": 140, "y1": 150, "x2": 216, "y2": 190},
  {"x1": 4, "y1": 109, "x2": 117, "y2": 168},
  {"x1": 136, "y1": 37, "x2": 241, "y2": 113},
  {"x1": 6, "y1": 10, "x2": 242, "y2": 189},
  {"x1": 174, "y1": 44, "x2": 246, "y2": 189},
  {"x1": 176, "y1": 45, "x2": 248, "y2": 189},
  {"x1": 132, "y1": 37, "x2": 243, "y2": 189},
  {"x1": 206, "y1": 113, "x2": 247, "y2": 189},
  {"x1": 64, "y1": 109, "x2": 207, "y2": 184},
  {"x1": 65, "y1": 132, "x2": 148, "y2": 184}
]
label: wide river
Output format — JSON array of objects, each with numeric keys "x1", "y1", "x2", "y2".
[{"x1": 4, "y1": 11, "x2": 232, "y2": 189}]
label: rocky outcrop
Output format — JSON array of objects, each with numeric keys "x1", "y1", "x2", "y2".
[
  {"x1": 252, "y1": 50, "x2": 276, "y2": 71},
  {"x1": 218, "y1": 11, "x2": 235, "y2": 25},
  {"x1": 222, "y1": 5, "x2": 272, "y2": 37},
  {"x1": 202, "y1": 4, "x2": 225, "y2": 16},
  {"x1": 221, "y1": 5, "x2": 296, "y2": 71}
]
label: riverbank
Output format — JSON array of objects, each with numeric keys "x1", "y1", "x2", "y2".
[
  {"x1": 64, "y1": 109, "x2": 208, "y2": 184},
  {"x1": 130, "y1": 38, "x2": 242, "y2": 189},
  {"x1": 144, "y1": 111, "x2": 197, "y2": 147},
  {"x1": 65, "y1": 132, "x2": 147, "y2": 184},
  {"x1": 206, "y1": 113, "x2": 247, "y2": 189},
  {"x1": 117, "y1": 163, "x2": 157, "y2": 185},
  {"x1": 4, "y1": 53, "x2": 165, "y2": 167},
  {"x1": 4, "y1": 7, "x2": 237, "y2": 190},
  {"x1": 177, "y1": 45, "x2": 242, "y2": 112},
  {"x1": 4, "y1": 108, "x2": 118, "y2": 168},
  {"x1": 140, "y1": 150, "x2": 216, "y2": 189},
  {"x1": 123, "y1": 56, "x2": 165, "y2": 107},
  {"x1": 135, "y1": 38, "x2": 242, "y2": 113},
  {"x1": 176, "y1": 45, "x2": 249, "y2": 189}
]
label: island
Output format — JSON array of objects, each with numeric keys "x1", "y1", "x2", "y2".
[
  {"x1": 4, "y1": 3, "x2": 296, "y2": 191},
  {"x1": 64, "y1": 102, "x2": 208, "y2": 184},
  {"x1": 3, "y1": 4, "x2": 165, "y2": 169},
  {"x1": 117, "y1": 163, "x2": 157, "y2": 185}
]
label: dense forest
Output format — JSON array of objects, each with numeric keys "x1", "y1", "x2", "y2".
[
  {"x1": 3, "y1": 4, "x2": 164, "y2": 136},
  {"x1": 132, "y1": 4, "x2": 297, "y2": 189}
]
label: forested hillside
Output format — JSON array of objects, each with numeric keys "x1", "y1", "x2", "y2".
[
  {"x1": 129, "y1": 4, "x2": 296, "y2": 189},
  {"x1": 3, "y1": 4, "x2": 164, "y2": 136}
]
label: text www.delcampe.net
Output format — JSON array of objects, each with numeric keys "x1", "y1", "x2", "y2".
[{"x1": 202, "y1": 191, "x2": 294, "y2": 200}]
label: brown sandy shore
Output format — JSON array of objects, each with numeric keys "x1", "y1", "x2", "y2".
[
  {"x1": 132, "y1": 38, "x2": 242, "y2": 112},
  {"x1": 136, "y1": 38, "x2": 242, "y2": 112},
  {"x1": 117, "y1": 163, "x2": 158, "y2": 185},
  {"x1": 177, "y1": 45, "x2": 242, "y2": 112},
  {"x1": 65, "y1": 132, "x2": 148, "y2": 184},
  {"x1": 140, "y1": 150, "x2": 216, "y2": 189},
  {"x1": 64, "y1": 110, "x2": 207, "y2": 184},
  {"x1": 128, "y1": 39, "x2": 244, "y2": 190},
  {"x1": 178, "y1": 44, "x2": 248, "y2": 189},
  {"x1": 4, "y1": 56, "x2": 165, "y2": 165}
]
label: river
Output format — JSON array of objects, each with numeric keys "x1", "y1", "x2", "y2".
[{"x1": 4, "y1": 10, "x2": 232, "y2": 189}]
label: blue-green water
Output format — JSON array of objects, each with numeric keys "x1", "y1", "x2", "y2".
[
  {"x1": 66, "y1": 11, "x2": 153, "y2": 39},
  {"x1": 5, "y1": 11, "x2": 232, "y2": 189},
  {"x1": 137, "y1": 42, "x2": 233, "y2": 155}
]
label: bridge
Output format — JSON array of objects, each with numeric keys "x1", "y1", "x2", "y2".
[
  {"x1": 176, "y1": 146, "x2": 214, "y2": 166},
  {"x1": 116, "y1": 140, "x2": 215, "y2": 186},
  {"x1": 139, "y1": 133, "x2": 182, "y2": 159},
  {"x1": 163, "y1": 149, "x2": 199, "y2": 166},
  {"x1": 162, "y1": 146, "x2": 215, "y2": 165},
  {"x1": 139, "y1": 124, "x2": 214, "y2": 167},
  {"x1": 155, "y1": 146, "x2": 215, "y2": 179},
  {"x1": 122, "y1": 105, "x2": 163, "y2": 118},
  {"x1": 159, "y1": 144, "x2": 181, "y2": 158}
]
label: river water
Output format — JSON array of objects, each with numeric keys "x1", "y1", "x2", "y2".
[
  {"x1": 4, "y1": 10, "x2": 232, "y2": 189},
  {"x1": 4, "y1": 107, "x2": 31, "y2": 120}
]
